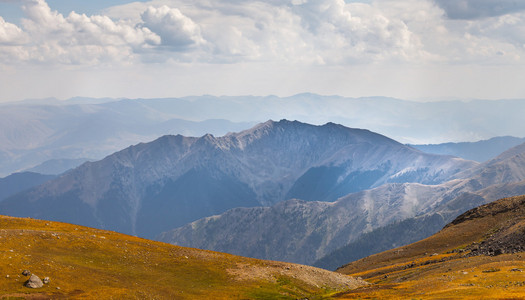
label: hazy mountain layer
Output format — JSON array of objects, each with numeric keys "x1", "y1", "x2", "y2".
[
  {"x1": 24, "y1": 158, "x2": 91, "y2": 175},
  {"x1": 0, "y1": 99, "x2": 253, "y2": 176},
  {"x1": 161, "y1": 142, "x2": 525, "y2": 265},
  {"x1": 2, "y1": 95, "x2": 524, "y2": 176},
  {"x1": 410, "y1": 136, "x2": 525, "y2": 162},
  {"x1": 0, "y1": 172, "x2": 56, "y2": 202},
  {"x1": 0, "y1": 120, "x2": 474, "y2": 240}
]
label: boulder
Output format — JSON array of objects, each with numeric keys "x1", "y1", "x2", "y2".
[{"x1": 24, "y1": 274, "x2": 43, "y2": 288}]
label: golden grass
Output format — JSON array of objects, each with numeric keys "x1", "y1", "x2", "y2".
[
  {"x1": 334, "y1": 254, "x2": 525, "y2": 299},
  {"x1": 0, "y1": 215, "x2": 365, "y2": 299}
]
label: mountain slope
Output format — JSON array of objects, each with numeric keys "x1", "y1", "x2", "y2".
[
  {"x1": 0, "y1": 215, "x2": 366, "y2": 299},
  {"x1": 0, "y1": 120, "x2": 475, "y2": 239},
  {"x1": 161, "y1": 142, "x2": 525, "y2": 265},
  {"x1": 313, "y1": 179, "x2": 525, "y2": 271},
  {"x1": 334, "y1": 194, "x2": 525, "y2": 299}
]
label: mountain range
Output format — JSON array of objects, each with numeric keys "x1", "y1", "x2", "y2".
[
  {"x1": 0, "y1": 120, "x2": 474, "y2": 242},
  {"x1": 160, "y1": 139, "x2": 525, "y2": 265},
  {"x1": 2, "y1": 95, "x2": 524, "y2": 177}
]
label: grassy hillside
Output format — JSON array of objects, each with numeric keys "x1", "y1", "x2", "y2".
[
  {"x1": 335, "y1": 195, "x2": 525, "y2": 299},
  {"x1": 0, "y1": 215, "x2": 366, "y2": 299}
]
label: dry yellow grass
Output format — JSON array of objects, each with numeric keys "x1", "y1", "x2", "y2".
[
  {"x1": 0, "y1": 215, "x2": 366, "y2": 299},
  {"x1": 334, "y1": 195, "x2": 525, "y2": 299}
]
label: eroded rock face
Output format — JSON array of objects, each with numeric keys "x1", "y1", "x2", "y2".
[{"x1": 24, "y1": 274, "x2": 43, "y2": 289}]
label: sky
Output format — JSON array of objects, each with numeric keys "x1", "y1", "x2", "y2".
[{"x1": 1, "y1": 0, "x2": 525, "y2": 102}]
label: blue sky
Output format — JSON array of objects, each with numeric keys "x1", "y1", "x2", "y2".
[
  {"x1": 0, "y1": 1, "x2": 151, "y2": 23},
  {"x1": 1, "y1": 0, "x2": 525, "y2": 101}
]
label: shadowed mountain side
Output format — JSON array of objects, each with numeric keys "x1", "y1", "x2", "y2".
[
  {"x1": 159, "y1": 182, "x2": 456, "y2": 265},
  {"x1": 0, "y1": 120, "x2": 475, "y2": 239}
]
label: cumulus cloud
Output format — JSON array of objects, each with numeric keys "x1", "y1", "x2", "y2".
[
  {"x1": 434, "y1": 0, "x2": 525, "y2": 20},
  {"x1": 0, "y1": 16, "x2": 25, "y2": 44},
  {"x1": 16, "y1": 0, "x2": 161, "y2": 64},
  {"x1": 1, "y1": 0, "x2": 525, "y2": 68},
  {"x1": 290, "y1": 0, "x2": 422, "y2": 62},
  {"x1": 141, "y1": 6, "x2": 204, "y2": 49}
]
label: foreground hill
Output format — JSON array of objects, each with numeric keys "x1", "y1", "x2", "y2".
[
  {"x1": 0, "y1": 215, "x2": 366, "y2": 299},
  {"x1": 334, "y1": 194, "x2": 525, "y2": 299},
  {"x1": 0, "y1": 120, "x2": 474, "y2": 239}
]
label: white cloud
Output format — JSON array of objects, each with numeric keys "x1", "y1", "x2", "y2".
[
  {"x1": 0, "y1": 16, "x2": 24, "y2": 44},
  {"x1": 1, "y1": 0, "x2": 525, "y2": 67},
  {"x1": 0, "y1": 0, "x2": 161, "y2": 64},
  {"x1": 103, "y1": 0, "x2": 428, "y2": 64},
  {"x1": 141, "y1": 6, "x2": 204, "y2": 49}
]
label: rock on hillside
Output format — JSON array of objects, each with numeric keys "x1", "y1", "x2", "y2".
[{"x1": 0, "y1": 120, "x2": 475, "y2": 239}]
